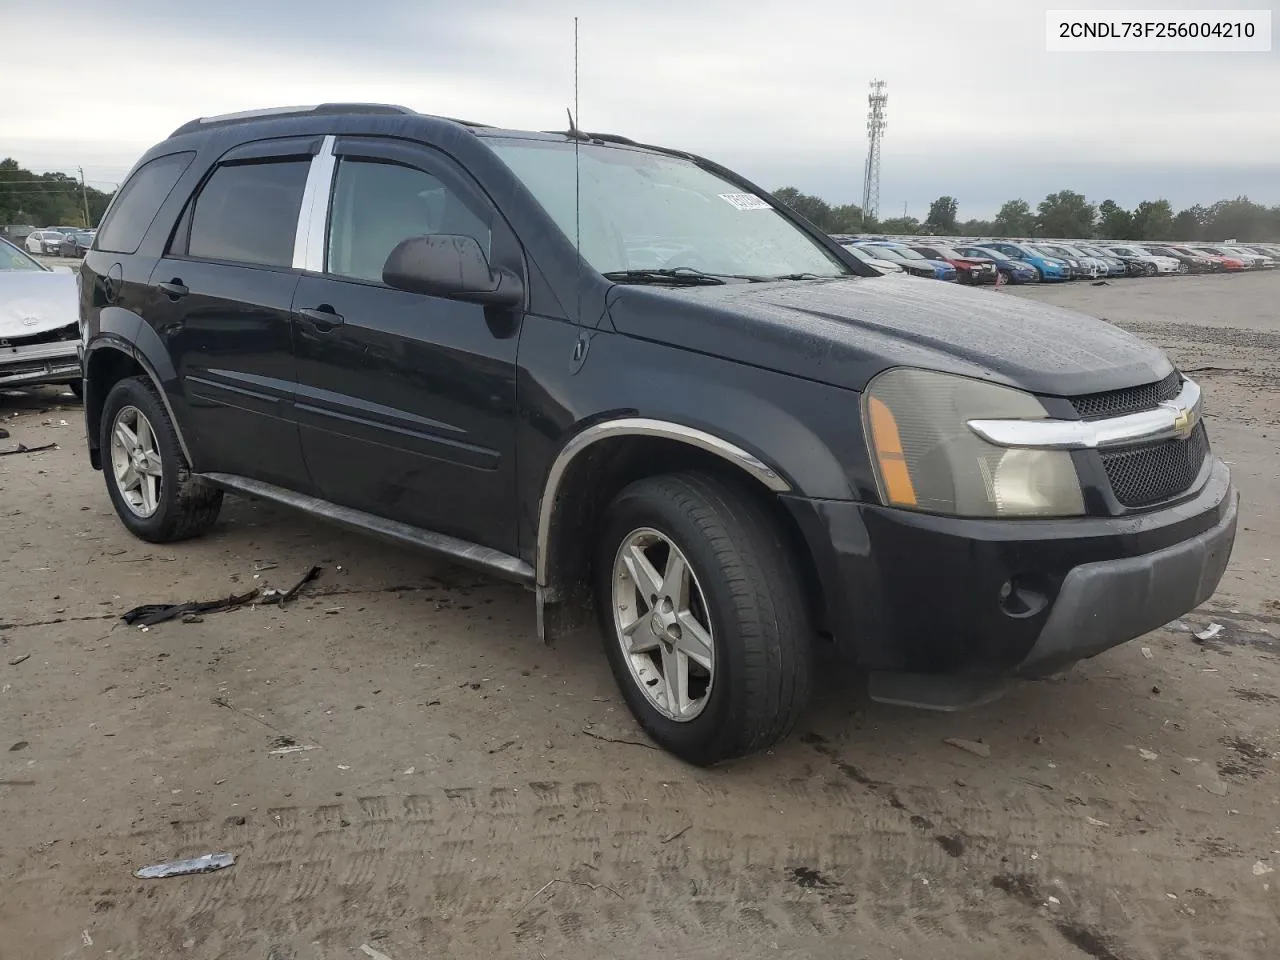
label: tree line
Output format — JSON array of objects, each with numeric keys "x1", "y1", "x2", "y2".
[
  {"x1": 772, "y1": 186, "x2": 1280, "y2": 242},
  {"x1": 0, "y1": 158, "x2": 116, "y2": 228}
]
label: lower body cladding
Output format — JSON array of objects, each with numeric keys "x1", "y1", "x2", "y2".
[
  {"x1": 783, "y1": 459, "x2": 1237, "y2": 709},
  {"x1": 0, "y1": 338, "x2": 80, "y2": 389}
]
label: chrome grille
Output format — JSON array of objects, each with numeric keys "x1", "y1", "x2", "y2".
[
  {"x1": 1070, "y1": 371, "x2": 1182, "y2": 420},
  {"x1": 1101, "y1": 422, "x2": 1209, "y2": 507}
]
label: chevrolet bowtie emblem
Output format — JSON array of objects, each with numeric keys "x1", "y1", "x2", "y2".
[{"x1": 1161, "y1": 401, "x2": 1197, "y2": 440}]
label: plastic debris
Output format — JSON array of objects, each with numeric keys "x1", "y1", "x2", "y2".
[
  {"x1": 1195, "y1": 761, "x2": 1228, "y2": 796},
  {"x1": 1253, "y1": 861, "x2": 1274, "y2": 877},
  {"x1": 1141, "y1": 646, "x2": 1153, "y2": 660},
  {"x1": 268, "y1": 744, "x2": 318, "y2": 757},
  {"x1": 135, "y1": 852, "x2": 235, "y2": 879},
  {"x1": 359, "y1": 945, "x2": 395, "y2": 960},
  {"x1": 122, "y1": 589, "x2": 259, "y2": 627},
  {"x1": 1138, "y1": 748, "x2": 1159, "y2": 761},
  {"x1": 1194, "y1": 623, "x2": 1224, "y2": 643},
  {"x1": 1086, "y1": 817, "x2": 1110, "y2": 827},
  {"x1": 944, "y1": 737, "x2": 991, "y2": 758},
  {"x1": 0, "y1": 442, "x2": 57, "y2": 457}
]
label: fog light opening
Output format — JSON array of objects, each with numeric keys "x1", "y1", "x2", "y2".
[{"x1": 999, "y1": 574, "x2": 1050, "y2": 619}]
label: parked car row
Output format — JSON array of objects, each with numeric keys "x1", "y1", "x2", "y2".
[
  {"x1": 23, "y1": 226, "x2": 96, "y2": 258},
  {"x1": 833, "y1": 234, "x2": 1279, "y2": 283}
]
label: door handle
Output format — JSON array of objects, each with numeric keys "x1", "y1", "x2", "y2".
[
  {"x1": 156, "y1": 279, "x2": 188, "y2": 300},
  {"x1": 297, "y1": 306, "x2": 345, "y2": 331}
]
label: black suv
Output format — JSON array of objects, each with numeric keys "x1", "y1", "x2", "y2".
[{"x1": 79, "y1": 104, "x2": 1237, "y2": 764}]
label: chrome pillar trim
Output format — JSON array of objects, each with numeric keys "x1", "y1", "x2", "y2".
[
  {"x1": 291, "y1": 135, "x2": 337, "y2": 272},
  {"x1": 968, "y1": 378, "x2": 1200, "y2": 451},
  {"x1": 535, "y1": 418, "x2": 791, "y2": 585}
]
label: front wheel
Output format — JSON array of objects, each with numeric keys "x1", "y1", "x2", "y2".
[
  {"x1": 1144, "y1": 262, "x2": 1158, "y2": 277},
  {"x1": 1177, "y1": 262, "x2": 1189, "y2": 274},
  {"x1": 101, "y1": 376, "x2": 223, "y2": 543},
  {"x1": 595, "y1": 472, "x2": 813, "y2": 765}
]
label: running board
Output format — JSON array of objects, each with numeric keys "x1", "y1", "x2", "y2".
[{"x1": 200, "y1": 473, "x2": 535, "y2": 585}]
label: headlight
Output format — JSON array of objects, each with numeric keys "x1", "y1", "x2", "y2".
[{"x1": 864, "y1": 368, "x2": 1085, "y2": 518}]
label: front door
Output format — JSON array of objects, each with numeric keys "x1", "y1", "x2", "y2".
[
  {"x1": 291, "y1": 138, "x2": 523, "y2": 553},
  {"x1": 150, "y1": 149, "x2": 312, "y2": 490}
]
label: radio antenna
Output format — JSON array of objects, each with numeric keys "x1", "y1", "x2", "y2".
[{"x1": 572, "y1": 16, "x2": 583, "y2": 330}]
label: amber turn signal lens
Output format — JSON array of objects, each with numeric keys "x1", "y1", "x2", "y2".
[{"x1": 867, "y1": 396, "x2": 917, "y2": 506}]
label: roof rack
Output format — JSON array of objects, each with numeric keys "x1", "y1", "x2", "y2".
[{"x1": 169, "y1": 103, "x2": 418, "y2": 137}]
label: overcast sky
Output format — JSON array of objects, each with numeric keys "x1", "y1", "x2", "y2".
[{"x1": 5, "y1": 0, "x2": 1277, "y2": 218}]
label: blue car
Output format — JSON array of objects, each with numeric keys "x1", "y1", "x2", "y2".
[
  {"x1": 972, "y1": 241, "x2": 1069, "y2": 281},
  {"x1": 859, "y1": 241, "x2": 957, "y2": 281},
  {"x1": 954, "y1": 245, "x2": 1038, "y2": 284}
]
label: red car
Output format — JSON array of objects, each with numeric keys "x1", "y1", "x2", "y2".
[
  {"x1": 1174, "y1": 245, "x2": 1246, "y2": 271},
  {"x1": 909, "y1": 243, "x2": 999, "y2": 285}
]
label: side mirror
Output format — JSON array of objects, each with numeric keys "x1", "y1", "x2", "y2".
[{"x1": 382, "y1": 234, "x2": 523, "y2": 308}]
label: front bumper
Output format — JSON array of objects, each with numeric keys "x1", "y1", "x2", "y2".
[
  {"x1": 0, "y1": 339, "x2": 80, "y2": 388},
  {"x1": 784, "y1": 458, "x2": 1237, "y2": 677}
]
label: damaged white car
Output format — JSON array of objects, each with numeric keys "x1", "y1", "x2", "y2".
[{"x1": 0, "y1": 238, "x2": 81, "y2": 396}]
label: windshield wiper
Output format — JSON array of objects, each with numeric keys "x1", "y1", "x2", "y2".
[{"x1": 602, "y1": 267, "x2": 726, "y2": 286}]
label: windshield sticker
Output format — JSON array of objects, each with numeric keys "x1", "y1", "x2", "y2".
[{"x1": 718, "y1": 193, "x2": 772, "y2": 211}]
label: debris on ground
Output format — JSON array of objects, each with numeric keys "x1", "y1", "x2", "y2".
[
  {"x1": 1139, "y1": 748, "x2": 1159, "y2": 761},
  {"x1": 0, "y1": 427, "x2": 7, "y2": 439},
  {"x1": 134, "y1": 853, "x2": 235, "y2": 879},
  {"x1": 1196, "y1": 761, "x2": 1229, "y2": 796},
  {"x1": 122, "y1": 589, "x2": 259, "y2": 627},
  {"x1": 359, "y1": 944, "x2": 395, "y2": 960},
  {"x1": 1086, "y1": 816, "x2": 1110, "y2": 827},
  {"x1": 260, "y1": 565, "x2": 322, "y2": 606},
  {"x1": 944, "y1": 737, "x2": 991, "y2": 758},
  {"x1": 0, "y1": 442, "x2": 57, "y2": 457},
  {"x1": 1092, "y1": 280, "x2": 1111, "y2": 286},
  {"x1": 268, "y1": 744, "x2": 319, "y2": 757},
  {"x1": 1141, "y1": 646, "x2": 1153, "y2": 660},
  {"x1": 1194, "y1": 623, "x2": 1224, "y2": 643},
  {"x1": 8, "y1": 653, "x2": 30, "y2": 666},
  {"x1": 1253, "y1": 861, "x2": 1274, "y2": 877}
]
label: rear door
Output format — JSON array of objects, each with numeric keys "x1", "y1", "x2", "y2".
[
  {"x1": 149, "y1": 141, "x2": 314, "y2": 489},
  {"x1": 290, "y1": 137, "x2": 523, "y2": 552}
]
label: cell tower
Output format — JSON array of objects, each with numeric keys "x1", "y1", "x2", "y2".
[{"x1": 861, "y1": 80, "x2": 888, "y2": 221}]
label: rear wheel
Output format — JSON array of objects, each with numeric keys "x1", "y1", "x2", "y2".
[
  {"x1": 595, "y1": 472, "x2": 813, "y2": 765},
  {"x1": 101, "y1": 376, "x2": 223, "y2": 543}
]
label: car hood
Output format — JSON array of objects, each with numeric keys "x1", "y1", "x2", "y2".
[
  {"x1": 606, "y1": 276, "x2": 1171, "y2": 396},
  {"x1": 0, "y1": 270, "x2": 78, "y2": 338}
]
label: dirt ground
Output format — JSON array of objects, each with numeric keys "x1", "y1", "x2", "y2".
[{"x1": 2, "y1": 272, "x2": 1277, "y2": 960}]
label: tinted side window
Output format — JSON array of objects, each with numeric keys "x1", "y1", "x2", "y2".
[
  {"x1": 96, "y1": 152, "x2": 195, "y2": 254},
  {"x1": 186, "y1": 160, "x2": 309, "y2": 268},
  {"x1": 326, "y1": 158, "x2": 491, "y2": 283}
]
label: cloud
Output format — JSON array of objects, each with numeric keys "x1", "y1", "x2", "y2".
[{"x1": 3, "y1": 0, "x2": 1276, "y2": 214}]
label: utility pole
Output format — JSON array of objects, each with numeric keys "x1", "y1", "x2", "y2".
[
  {"x1": 860, "y1": 80, "x2": 888, "y2": 221},
  {"x1": 78, "y1": 166, "x2": 91, "y2": 227},
  {"x1": 903, "y1": 201, "x2": 908, "y2": 219}
]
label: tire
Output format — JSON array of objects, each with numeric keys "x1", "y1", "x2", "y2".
[
  {"x1": 594, "y1": 472, "x2": 813, "y2": 765},
  {"x1": 100, "y1": 376, "x2": 223, "y2": 543},
  {"x1": 68, "y1": 380, "x2": 83, "y2": 400},
  {"x1": 1177, "y1": 262, "x2": 1189, "y2": 275},
  {"x1": 1144, "y1": 262, "x2": 1157, "y2": 277}
]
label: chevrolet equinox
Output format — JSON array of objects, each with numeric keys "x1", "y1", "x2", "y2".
[{"x1": 78, "y1": 104, "x2": 1238, "y2": 764}]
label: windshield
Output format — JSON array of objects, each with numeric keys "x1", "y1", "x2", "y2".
[
  {"x1": 923, "y1": 245, "x2": 965, "y2": 259},
  {"x1": 485, "y1": 138, "x2": 849, "y2": 279},
  {"x1": 963, "y1": 247, "x2": 1006, "y2": 261},
  {"x1": 1031, "y1": 245, "x2": 1064, "y2": 258},
  {"x1": 1125, "y1": 245, "x2": 1152, "y2": 256},
  {"x1": 0, "y1": 239, "x2": 45, "y2": 271}
]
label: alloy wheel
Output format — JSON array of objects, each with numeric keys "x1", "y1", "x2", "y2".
[
  {"x1": 611, "y1": 527, "x2": 715, "y2": 721},
  {"x1": 109, "y1": 405, "x2": 164, "y2": 518}
]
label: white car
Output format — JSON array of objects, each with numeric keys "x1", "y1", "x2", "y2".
[
  {"x1": 24, "y1": 230, "x2": 69, "y2": 256},
  {"x1": 1104, "y1": 244, "x2": 1181, "y2": 276},
  {"x1": 840, "y1": 243, "x2": 907, "y2": 276},
  {"x1": 0, "y1": 238, "x2": 81, "y2": 394}
]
